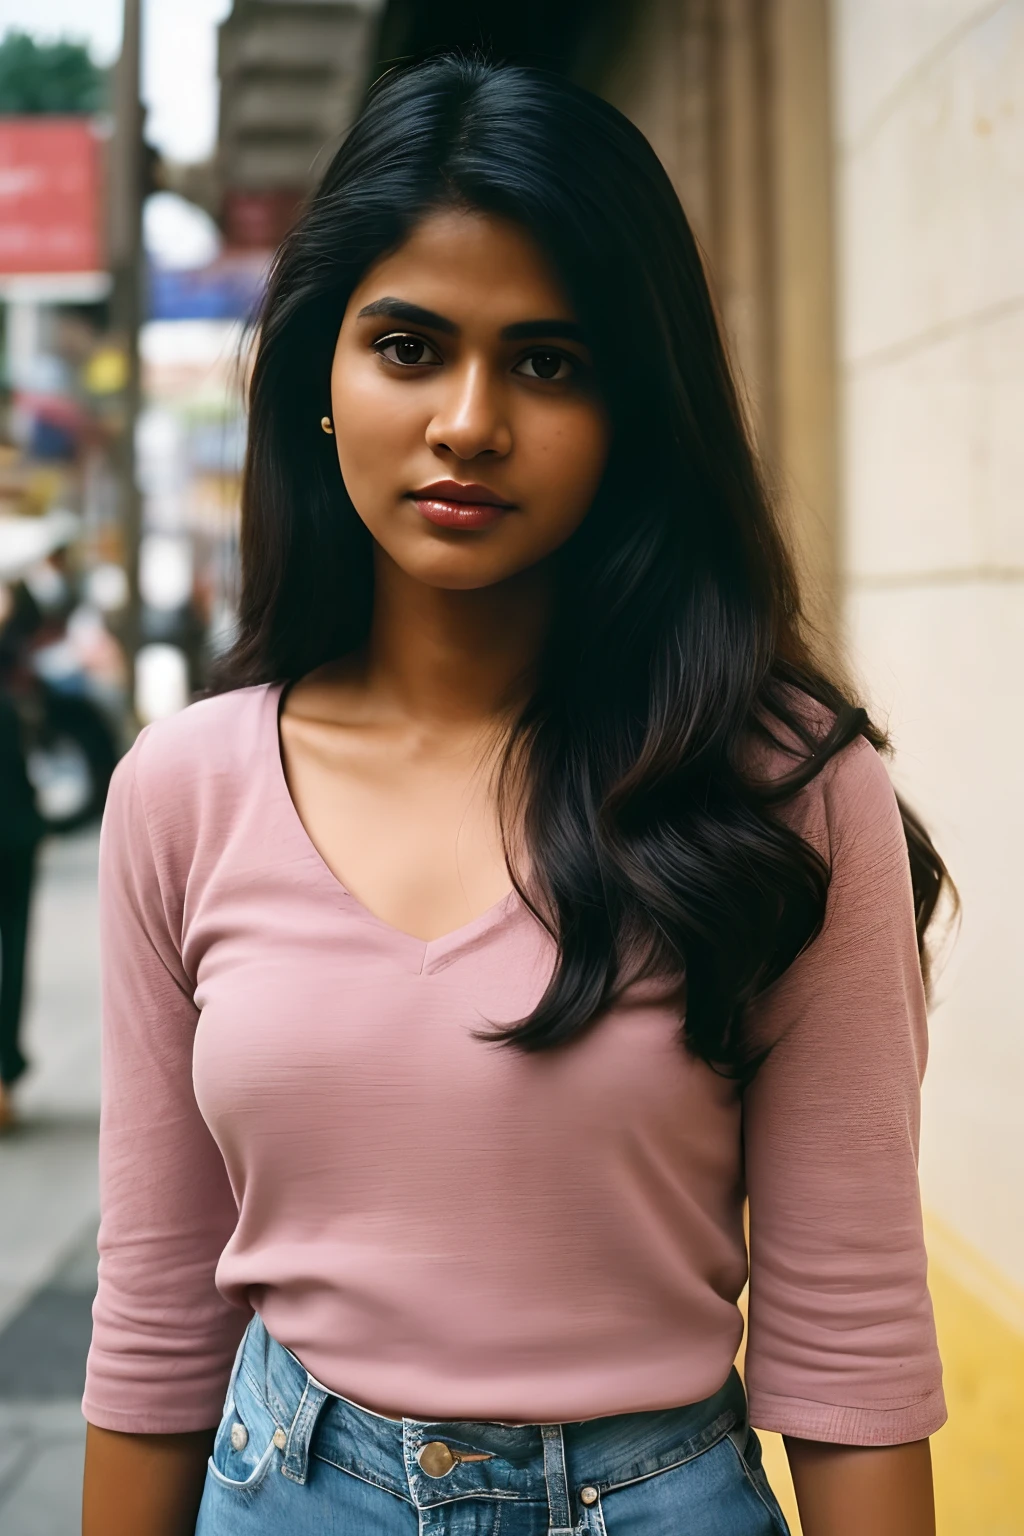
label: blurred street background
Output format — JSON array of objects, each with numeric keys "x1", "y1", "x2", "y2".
[{"x1": 0, "y1": 1, "x2": 1020, "y2": 1531}]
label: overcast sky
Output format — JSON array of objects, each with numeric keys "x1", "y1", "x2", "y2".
[{"x1": 0, "y1": 0, "x2": 232, "y2": 162}]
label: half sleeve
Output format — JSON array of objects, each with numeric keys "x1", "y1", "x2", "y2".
[
  {"x1": 741, "y1": 739, "x2": 946, "y2": 1445},
  {"x1": 82, "y1": 742, "x2": 250, "y2": 1433}
]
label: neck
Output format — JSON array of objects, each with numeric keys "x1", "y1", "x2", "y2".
[{"x1": 364, "y1": 547, "x2": 552, "y2": 725}]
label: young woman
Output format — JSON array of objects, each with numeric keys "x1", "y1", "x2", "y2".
[{"x1": 82, "y1": 56, "x2": 951, "y2": 1536}]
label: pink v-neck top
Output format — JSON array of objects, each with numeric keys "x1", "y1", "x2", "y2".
[{"x1": 83, "y1": 683, "x2": 945, "y2": 1445}]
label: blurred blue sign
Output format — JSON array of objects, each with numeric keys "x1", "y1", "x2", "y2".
[{"x1": 147, "y1": 254, "x2": 268, "y2": 322}]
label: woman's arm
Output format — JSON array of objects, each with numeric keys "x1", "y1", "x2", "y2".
[
  {"x1": 83, "y1": 739, "x2": 248, "y2": 1476},
  {"x1": 785, "y1": 1436, "x2": 935, "y2": 1536},
  {"x1": 741, "y1": 740, "x2": 946, "y2": 1452},
  {"x1": 82, "y1": 1425, "x2": 215, "y2": 1536}
]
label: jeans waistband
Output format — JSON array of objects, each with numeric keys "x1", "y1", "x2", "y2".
[{"x1": 229, "y1": 1314, "x2": 749, "y2": 1524}]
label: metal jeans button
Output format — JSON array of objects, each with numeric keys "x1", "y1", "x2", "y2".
[
  {"x1": 580, "y1": 1485, "x2": 599, "y2": 1505},
  {"x1": 229, "y1": 1423, "x2": 248, "y2": 1451},
  {"x1": 418, "y1": 1441, "x2": 458, "y2": 1477}
]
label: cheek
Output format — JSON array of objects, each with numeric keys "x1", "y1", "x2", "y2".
[
  {"x1": 528, "y1": 403, "x2": 609, "y2": 520},
  {"x1": 331, "y1": 364, "x2": 422, "y2": 500}
]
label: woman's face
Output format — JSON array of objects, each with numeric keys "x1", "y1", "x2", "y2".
[{"x1": 330, "y1": 208, "x2": 610, "y2": 591}]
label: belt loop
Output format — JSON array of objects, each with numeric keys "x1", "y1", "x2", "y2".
[
  {"x1": 280, "y1": 1375, "x2": 330, "y2": 1485},
  {"x1": 541, "y1": 1423, "x2": 574, "y2": 1535}
]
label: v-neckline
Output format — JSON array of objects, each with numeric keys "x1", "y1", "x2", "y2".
[{"x1": 266, "y1": 681, "x2": 520, "y2": 971}]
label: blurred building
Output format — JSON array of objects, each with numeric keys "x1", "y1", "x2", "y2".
[{"x1": 217, "y1": 0, "x2": 379, "y2": 250}]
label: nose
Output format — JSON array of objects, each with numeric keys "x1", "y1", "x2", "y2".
[{"x1": 425, "y1": 358, "x2": 512, "y2": 461}]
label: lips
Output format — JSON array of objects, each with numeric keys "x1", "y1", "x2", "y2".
[{"x1": 408, "y1": 480, "x2": 516, "y2": 530}]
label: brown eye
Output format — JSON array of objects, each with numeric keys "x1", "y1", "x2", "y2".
[
  {"x1": 514, "y1": 350, "x2": 572, "y2": 381},
  {"x1": 375, "y1": 334, "x2": 440, "y2": 367}
]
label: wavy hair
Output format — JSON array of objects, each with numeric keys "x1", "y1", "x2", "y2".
[{"x1": 215, "y1": 55, "x2": 955, "y2": 1072}]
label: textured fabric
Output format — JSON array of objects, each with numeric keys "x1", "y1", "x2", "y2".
[
  {"x1": 195, "y1": 1313, "x2": 790, "y2": 1535},
  {"x1": 83, "y1": 683, "x2": 945, "y2": 1444}
]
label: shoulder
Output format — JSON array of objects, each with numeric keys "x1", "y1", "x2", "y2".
[
  {"x1": 741, "y1": 711, "x2": 921, "y2": 1055},
  {"x1": 101, "y1": 684, "x2": 284, "y2": 915},
  {"x1": 808, "y1": 737, "x2": 904, "y2": 886},
  {"x1": 108, "y1": 684, "x2": 281, "y2": 848},
  {"x1": 132, "y1": 684, "x2": 277, "y2": 794},
  {"x1": 751, "y1": 691, "x2": 902, "y2": 865}
]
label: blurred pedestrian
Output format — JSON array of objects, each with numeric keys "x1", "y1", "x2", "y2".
[{"x1": 0, "y1": 685, "x2": 44, "y2": 1130}]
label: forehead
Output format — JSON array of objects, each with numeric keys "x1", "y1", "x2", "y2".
[{"x1": 347, "y1": 208, "x2": 576, "y2": 326}]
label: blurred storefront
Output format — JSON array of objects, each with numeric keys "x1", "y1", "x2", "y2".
[
  {"x1": 0, "y1": 107, "x2": 125, "y2": 827},
  {"x1": 131, "y1": 307, "x2": 249, "y2": 716}
]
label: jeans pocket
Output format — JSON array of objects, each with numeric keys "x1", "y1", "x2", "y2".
[
  {"x1": 206, "y1": 1375, "x2": 281, "y2": 1494},
  {"x1": 591, "y1": 1431, "x2": 787, "y2": 1536}
]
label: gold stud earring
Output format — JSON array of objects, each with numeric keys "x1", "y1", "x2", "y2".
[{"x1": 320, "y1": 416, "x2": 334, "y2": 435}]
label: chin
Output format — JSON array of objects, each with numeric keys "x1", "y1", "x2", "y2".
[
  {"x1": 389, "y1": 541, "x2": 525, "y2": 592},
  {"x1": 409, "y1": 561, "x2": 513, "y2": 592}
]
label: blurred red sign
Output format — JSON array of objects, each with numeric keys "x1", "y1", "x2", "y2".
[
  {"x1": 0, "y1": 117, "x2": 104, "y2": 274},
  {"x1": 222, "y1": 188, "x2": 303, "y2": 252}
]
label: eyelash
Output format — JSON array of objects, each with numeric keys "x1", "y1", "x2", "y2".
[
  {"x1": 373, "y1": 333, "x2": 442, "y2": 368},
  {"x1": 371, "y1": 332, "x2": 578, "y2": 381}
]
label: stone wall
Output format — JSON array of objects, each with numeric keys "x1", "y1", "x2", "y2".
[{"x1": 834, "y1": 0, "x2": 1024, "y2": 1288}]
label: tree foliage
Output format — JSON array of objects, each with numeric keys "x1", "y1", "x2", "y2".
[{"x1": 0, "y1": 30, "x2": 106, "y2": 114}]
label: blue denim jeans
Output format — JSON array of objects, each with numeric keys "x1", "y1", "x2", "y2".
[{"x1": 196, "y1": 1314, "x2": 790, "y2": 1534}]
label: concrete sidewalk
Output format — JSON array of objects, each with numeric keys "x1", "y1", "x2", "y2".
[{"x1": 0, "y1": 831, "x2": 102, "y2": 1534}]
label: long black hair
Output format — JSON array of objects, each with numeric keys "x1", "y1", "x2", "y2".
[{"x1": 216, "y1": 54, "x2": 954, "y2": 1072}]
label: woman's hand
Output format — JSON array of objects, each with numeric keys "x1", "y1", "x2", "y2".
[{"x1": 785, "y1": 1436, "x2": 935, "y2": 1535}]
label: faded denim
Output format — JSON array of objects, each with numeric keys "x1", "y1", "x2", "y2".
[{"x1": 195, "y1": 1314, "x2": 791, "y2": 1534}]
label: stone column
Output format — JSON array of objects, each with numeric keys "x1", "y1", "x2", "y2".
[
  {"x1": 593, "y1": 0, "x2": 840, "y2": 639},
  {"x1": 765, "y1": 0, "x2": 839, "y2": 633}
]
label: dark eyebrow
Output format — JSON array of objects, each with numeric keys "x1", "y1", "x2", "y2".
[
  {"x1": 356, "y1": 298, "x2": 457, "y2": 333},
  {"x1": 356, "y1": 297, "x2": 586, "y2": 346},
  {"x1": 500, "y1": 318, "x2": 586, "y2": 343}
]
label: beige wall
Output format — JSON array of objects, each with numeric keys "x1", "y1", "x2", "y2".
[{"x1": 834, "y1": 0, "x2": 1024, "y2": 1284}]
